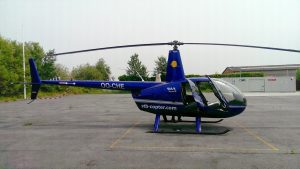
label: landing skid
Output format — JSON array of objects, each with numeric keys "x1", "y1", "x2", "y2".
[
  {"x1": 162, "y1": 116, "x2": 223, "y2": 124},
  {"x1": 153, "y1": 114, "x2": 227, "y2": 134},
  {"x1": 180, "y1": 119, "x2": 223, "y2": 123},
  {"x1": 148, "y1": 129, "x2": 230, "y2": 135}
]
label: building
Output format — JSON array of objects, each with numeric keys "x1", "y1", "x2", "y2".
[
  {"x1": 222, "y1": 64, "x2": 300, "y2": 92},
  {"x1": 223, "y1": 64, "x2": 300, "y2": 78}
]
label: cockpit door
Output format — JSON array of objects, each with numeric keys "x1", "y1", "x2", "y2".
[
  {"x1": 206, "y1": 76, "x2": 229, "y2": 109},
  {"x1": 186, "y1": 79, "x2": 206, "y2": 111}
]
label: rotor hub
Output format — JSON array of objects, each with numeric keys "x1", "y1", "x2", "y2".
[{"x1": 169, "y1": 40, "x2": 183, "y2": 50}]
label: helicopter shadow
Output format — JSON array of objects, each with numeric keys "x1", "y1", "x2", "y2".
[
  {"x1": 137, "y1": 121, "x2": 232, "y2": 135},
  {"x1": 30, "y1": 119, "x2": 231, "y2": 135}
]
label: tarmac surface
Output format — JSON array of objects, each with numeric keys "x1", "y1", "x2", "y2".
[{"x1": 0, "y1": 94, "x2": 299, "y2": 169}]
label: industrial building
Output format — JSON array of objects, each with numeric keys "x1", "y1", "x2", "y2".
[
  {"x1": 222, "y1": 64, "x2": 300, "y2": 92},
  {"x1": 223, "y1": 64, "x2": 300, "y2": 77}
]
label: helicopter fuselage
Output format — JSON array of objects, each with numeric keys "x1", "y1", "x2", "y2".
[
  {"x1": 41, "y1": 77, "x2": 247, "y2": 118},
  {"x1": 132, "y1": 77, "x2": 246, "y2": 118}
]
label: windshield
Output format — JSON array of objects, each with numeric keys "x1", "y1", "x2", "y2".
[{"x1": 211, "y1": 78, "x2": 246, "y2": 106}]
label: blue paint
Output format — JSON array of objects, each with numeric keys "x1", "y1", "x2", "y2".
[
  {"x1": 29, "y1": 58, "x2": 41, "y2": 84},
  {"x1": 195, "y1": 116, "x2": 201, "y2": 133},
  {"x1": 29, "y1": 58, "x2": 41, "y2": 99},
  {"x1": 166, "y1": 50, "x2": 185, "y2": 82},
  {"x1": 42, "y1": 80, "x2": 161, "y2": 91},
  {"x1": 153, "y1": 114, "x2": 160, "y2": 132},
  {"x1": 136, "y1": 81, "x2": 183, "y2": 102}
]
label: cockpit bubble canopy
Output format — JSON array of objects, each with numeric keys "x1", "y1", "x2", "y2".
[{"x1": 210, "y1": 78, "x2": 246, "y2": 106}]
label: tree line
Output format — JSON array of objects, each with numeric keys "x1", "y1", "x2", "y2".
[
  {"x1": 0, "y1": 36, "x2": 167, "y2": 98},
  {"x1": 0, "y1": 36, "x2": 112, "y2": 97}
]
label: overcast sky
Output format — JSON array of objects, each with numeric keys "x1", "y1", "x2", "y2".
[{"x1": 1, "y1": 0, "x2": 300, "y2": 78}]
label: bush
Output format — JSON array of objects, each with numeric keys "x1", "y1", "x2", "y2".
[
  {"x1": 186, "y1": 72, "x2": 264, "y2": 78},
  {"x1": 296, "y1": 68, "x2": 300, "y2": 80},
  {"x1": 118, "y1": 74, "x2": 145, "y2": 81}
]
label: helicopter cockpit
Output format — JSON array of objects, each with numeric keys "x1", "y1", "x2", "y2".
[
  {"x1": 210, "y1": 78, "x2": 246, "y2": 107},
  {"x1": 182, "y1": 77, "x2": 247, "y2": 118}
]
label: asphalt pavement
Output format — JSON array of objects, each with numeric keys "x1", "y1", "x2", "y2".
[{"x1": 0, "y1": 94, "x2": 299, "y2": 169}]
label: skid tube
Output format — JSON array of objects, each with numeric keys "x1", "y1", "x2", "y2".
[
  {"x1": 179, "y1": 119, "x2": 224, "y2": 123},
  {"x1": 152, "y1": 114, "x2": 229, "y2": 135},
  {"x1": 161, "y1": 116, "x2": 223, "y2": 124}
]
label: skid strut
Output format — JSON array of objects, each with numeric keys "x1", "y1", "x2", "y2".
[
  {"x1": 195, "y1": 116, "x2": 201, "y2": 133},
  {"x1": 153, "y1": 114, "x2": 160, "y2": 132},
  {"x1": 162, "y1": 115, "x2": 168, "y2": 122}
]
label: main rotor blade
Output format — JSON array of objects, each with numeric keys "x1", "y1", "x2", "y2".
[
  {"x1": 50, "y1": 42, "x2": 170, "y2": 56},
  {"x1": 183, "y1": 43, "x2": 300, "y2": 53},
  {"x1": 49, "y1": 40, "x2": 300, "y2": 56}
]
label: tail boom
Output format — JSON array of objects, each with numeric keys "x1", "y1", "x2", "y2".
[
  {"x1": 42, "y1": 80, "x2": 161, "y2": 91},
  {"x1": 29, "y1": 58, "x2": 162, "y2": 100}
]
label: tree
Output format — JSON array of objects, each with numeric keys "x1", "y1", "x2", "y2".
[
  {"x1": 24, "y1": 42, "x2": 55, "y2": 89},
  {"x1": 0, "y1": 36, "x2": 22, "y2": 96},
  {"x1": 55, "y1": 64, "x2": 70, "y2": 80},
  {"x1": 153, "y1": 56, "x2": 167, "y2": 81},
  {"x1": 0, "y1": 36, "x2": 50, "y2": 96},
  {"x1": 40, "y1": 49, "x2": 56, "y2": 80},
  {"x1": 30, "y1": 48, "x2": 57, "y2": 92},
  {"x1": 95, "y1": 58, "x2": 111, "y2": 80},
  {"x1": 118, "y1": 74, "x2": 142, "y2": 81},
  {"x1": 126, "y1": 53, "x2": 148, "y2": 80},
  {"x1": 297, "y1": 68, "x2": 300, "y2": 80},
  {"x1": 71, "y1": 58, "x2": 111, "y2": 81},
  {"x1": 71, "y1": 64, "x2": 102, "y2": 80}
]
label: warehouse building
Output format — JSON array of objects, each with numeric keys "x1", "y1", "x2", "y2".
[
  {"x1": 222, "y1": 64, "x2": 300, "y2": 92},
  {"x1": 223, "y1": 64, "x2": 300, "y2": 78}
]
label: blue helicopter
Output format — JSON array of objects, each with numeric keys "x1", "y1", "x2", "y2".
[{"x1": 28, "y1": 40, "x2": 300, "y2": 134}]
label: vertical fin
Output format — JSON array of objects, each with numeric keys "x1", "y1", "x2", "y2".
[
  {"x1": 165, "y1": 50, "x2": 185, "y2": 82},
  {"x1": 29, "y1": 58, "x2": 41, "y2": 100}
]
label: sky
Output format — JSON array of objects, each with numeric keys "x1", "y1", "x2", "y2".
[{"x1": 0, "y1": 0, "x2": 300, "y2": 78}]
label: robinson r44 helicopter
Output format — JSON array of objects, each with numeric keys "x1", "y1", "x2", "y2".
[{"x1": 28, "y1": 40, "x2": 300, "y2": 134}]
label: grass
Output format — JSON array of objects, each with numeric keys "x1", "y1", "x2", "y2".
[
  {"x1": 0, "y1": 96, "x2": 19, "y2": 102},
  {"x1": 23, "y1": 122, "x2": 33, "y2": 126},
  {"x1": 290, "y1": 149, "x2": 296, "y2": 154}
]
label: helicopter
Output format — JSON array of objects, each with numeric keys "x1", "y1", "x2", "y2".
[{"x1": 28, "y1": 40, "x2": 300, "y2": 134}]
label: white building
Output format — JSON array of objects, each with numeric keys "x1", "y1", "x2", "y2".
[{"x1": 222, "y1": 64, "x2": 300, "y2": 92}]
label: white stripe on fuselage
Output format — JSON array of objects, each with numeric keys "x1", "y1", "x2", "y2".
[{"x1": 134, "y1": 99, "x2": 184, "y2": 105}]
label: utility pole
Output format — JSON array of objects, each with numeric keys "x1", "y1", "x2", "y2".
[
  {"x1": 22, "y1": 25, "x2": 26, "y2": 99},
  {"x1": 22, "y1": 41, "x2": 26, "y2": 99}
]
